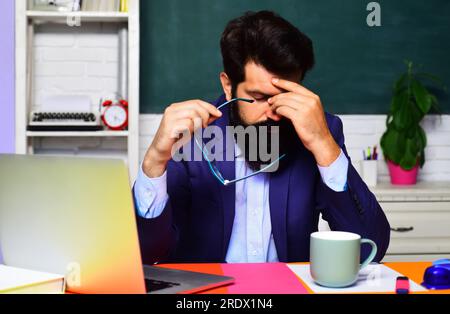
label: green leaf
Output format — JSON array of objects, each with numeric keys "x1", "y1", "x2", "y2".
[
  {"x1": 385, "y1": 113, "x2": 393, "y2": 128},
  {"x1": 393, "y1": 97, "x2": 412, "y2": 130},
  {"x1": 393, "y1": 73, "x2": 408, "y2": 93},
  {"x1": 417, "y1": 126, "x2": 427, "y2": 168},
  {"x1": 416, "y1": 72, "x2": 447, "y2": 90},
  {"x1": 399, "y1": 139, "x2": 419, "y2": 170},
  {"x1": 380, "y1": 128, "x2": 406, "y2": 164},
  {"x1": 429, "y1": 94, "x2": 442, "y2": 114},
  {"x1": 419, "y1": 150, "x2": 425, "y2": 168},
  {"x1": 404, "y1": 60, "x2": 413, "y2": 71},
  {"x1": 409, "y1": 100, "x2": 425, "y2": 125},
  {"x1": 411, "y1": 79, "x2": 432, "y2": 114},
  {"x1": 390, "y1": 89, "x2": 408, "y2": 113},
  {"x1": 417, "y1": 126, "x2": 427, "y2": 148}
]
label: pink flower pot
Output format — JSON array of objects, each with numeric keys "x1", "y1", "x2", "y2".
[{"x1": 387, "y1": 160, "x2": 419, "y2": 185}]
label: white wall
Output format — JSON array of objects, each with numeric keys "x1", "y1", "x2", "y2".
[
  {"x1": 139, "y1": 114, "x2": 450, "y2": 182},
  {"x1": 0, "y1": 0, "x2": 15, "y2": 154},
  {"x1": 33, "y1": 22, "x2": 120, "y2": 108}
]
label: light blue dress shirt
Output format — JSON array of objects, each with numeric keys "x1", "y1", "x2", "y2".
[{"x1": 134, "y1": 144, "x2": 349, "y2": 263}]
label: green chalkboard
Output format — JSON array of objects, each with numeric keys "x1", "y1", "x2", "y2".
[{"x1": 140, "y1": 0, "x2": 450, "y2": 114}]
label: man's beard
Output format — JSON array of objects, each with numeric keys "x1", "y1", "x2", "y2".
[{"x1": 228, "y1": 97, "x2": 299, "y2": 172}]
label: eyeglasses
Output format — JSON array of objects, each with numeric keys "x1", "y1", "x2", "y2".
[{"x1": 194, "y1": 98, "x2": 287, "y2": 186}]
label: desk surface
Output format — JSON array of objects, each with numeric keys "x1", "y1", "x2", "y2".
[
  {"x1": 156, "y1": 262, "x2": 450, "y2": 294},
  {"x1": 371, "y1": 182, "x2": 450, "y2": 201}
]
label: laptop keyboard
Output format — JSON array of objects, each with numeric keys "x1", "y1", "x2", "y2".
[{"x1": 145, "y1": 278, "x2": 181, "y2": 293}]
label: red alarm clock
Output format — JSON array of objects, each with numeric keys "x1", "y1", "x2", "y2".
[{"x1": 101, "y1": 99, "x2": 128, "y2": 130}]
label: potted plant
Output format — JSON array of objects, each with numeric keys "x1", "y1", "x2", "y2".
[{"x1": 380, "y1": 61, "x2": 445, "y2": 185}]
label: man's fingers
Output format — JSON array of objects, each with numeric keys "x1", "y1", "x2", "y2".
[
  {"x1": 191, "y1": 102, "x2": 222, "y2": 127},
  {"x1": 274, "y1": 105, "x2": 297, "y2": 121},
  {"x1": 171, "y1": 118, "x2": 194, "y2": 139},
  {"x1": 193, "y1": 100, "x2": 223, "y2": 117},
  {"x1": 269, "y1": 92, "x2": 319, "y2": 116},
  {"x1": 271, "y1": 78, "x2": 315, "y2": 97},
  {"x1": 169, "y1": 100, "x2": 222, "y2": 118},
  {"x1": 188, "y1": 105, "x2": 210, "y2": 128},
  {"x1": 173, "y1": 105, "x2": 215, "y2": 128},
  {"x1": 172, "y1": 119, "x2": 194, "y2": 151},
  {"x1": 172, "y1": 109, "x2": 204, "y2": 129},
  {"x1": 207, "y1": 115, "x2": 221, "y2": 125},
  {"x1": 269, "y1": 97, "x2": 300, "y2": 112},
  {"x1": 172, "y1": 100, "x2": 222, "y2": 127},
  {"x1": 268, "y1": 92, "x2": 304, "y2": 105}
]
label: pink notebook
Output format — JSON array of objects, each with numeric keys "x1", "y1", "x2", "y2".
[{"x1": 221, "y1": 263, "x2": 308, "y2": 294}]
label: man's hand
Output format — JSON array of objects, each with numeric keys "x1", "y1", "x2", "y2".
[
  {"x1": 268, "y1": 78, "x2": 341, "y2": 167},
  {"x1": 143, "y1": 100, "x2": 222, "y2": 178}
]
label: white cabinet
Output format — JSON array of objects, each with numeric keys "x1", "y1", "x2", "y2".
[{"x1": 372, "y1": 182, "x2": 450, "y2": 262}]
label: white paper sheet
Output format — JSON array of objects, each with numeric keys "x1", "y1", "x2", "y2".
[
  {"x1": 41, "y1": 95, "x2": 91, "y2": 112},
  {"x1": 287, "y1": 264, "x2": 427, "y2": 293}
]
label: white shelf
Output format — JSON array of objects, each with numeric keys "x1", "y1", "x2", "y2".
[
  {"x1": 26, "y1": 10, "x2": 129, "y2": 23},
  {"x1": 372, "y1": 182, "x2": 450, "y2": 202},
  {"x1": 16, "y1": 0, "x2": 140, "y2": 183},
  {"x1": 34, "y1": 149, "x2": 128, "y2": 159},
  {"x1": 26, "y1": 131, "x2": 129, "y2": 137}
]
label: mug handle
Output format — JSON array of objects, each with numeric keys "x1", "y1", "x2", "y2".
[{"x1": 360, "y1": 238, "x2": 377, "y2": 270}]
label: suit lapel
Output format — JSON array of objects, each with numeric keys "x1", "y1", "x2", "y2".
[{"x1": 269, "y1": 159, "x2": 293, "y2": 262}]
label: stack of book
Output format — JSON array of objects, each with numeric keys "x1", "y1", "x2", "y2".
[
  {"x1": 81, "y1": 0, "x2": 128, "y2": 12},
  {"x1": 0, "y1": 264, "x2": 65, "y2": 294},
  {"x1": 31, "y1": 0, "x2": 129, "y2": 13}
]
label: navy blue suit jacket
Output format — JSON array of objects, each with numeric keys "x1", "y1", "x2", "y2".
[{"x1": 134, "y1": 94, "x2": 390, "y2": 264}]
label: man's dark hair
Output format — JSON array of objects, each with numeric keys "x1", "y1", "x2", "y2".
[{"x1": 220, "y1": 10, "x2": 315, "y2": 88}]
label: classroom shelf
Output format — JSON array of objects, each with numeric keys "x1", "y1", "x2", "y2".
[
  {"x1": 26, "y1": 131, "x2": 129, "y2": 138},
  {"x1": 16, "y1": 0, "x2": 140, "y2": 183},
  {"x1": 26, "y1": 11, "x2": 129, "y2": 23}
]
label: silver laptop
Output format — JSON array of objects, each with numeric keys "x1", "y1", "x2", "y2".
[{"x1": 0, "y1": 154, "x2": 233, "y2": 294}]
